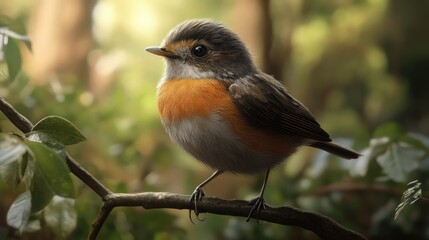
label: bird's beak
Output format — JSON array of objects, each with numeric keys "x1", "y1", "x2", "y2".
[{"x1": 145, "y1": 46, "x2": 180, "y2": 59}]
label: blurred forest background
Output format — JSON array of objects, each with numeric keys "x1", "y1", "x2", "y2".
[{"x1": 1, "y1": 0, "x2": 429, "y2": 239}]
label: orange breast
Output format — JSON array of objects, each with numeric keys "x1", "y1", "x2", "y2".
[
  {"x1": 157, "y1": 78, "x2": 229, "y2": 121},
  {"x1": 157, "y1": 78, "x2": 301, "y2": 155}
]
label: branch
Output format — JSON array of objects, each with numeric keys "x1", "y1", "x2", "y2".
[
  {"x1": 65, "y1": 154, "x2": 111, "y2": 197},
  {"x1": 90, "y1": 192, "x2": 366, "y2": 240},
  {"x1": 0, "y1": 97, "x2": 34, "y2": 133},
  {"x1": 0, "y1": 97, "x2": 367, "y2": 240},
  {"x1": 313, "y1": 182, "x2": 403, "y2": 197},
  {"x1": 314, "y1": 182, "x2": 429, "y2": 205}
]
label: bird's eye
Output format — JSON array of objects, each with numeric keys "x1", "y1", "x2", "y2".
[{"x1": 192, "y1": 45, "x2": 208, "y2": 57}]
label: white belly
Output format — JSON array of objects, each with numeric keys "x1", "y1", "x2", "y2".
[{"x1": 162, "y1": 113, "x2": 284, "y2": 174}]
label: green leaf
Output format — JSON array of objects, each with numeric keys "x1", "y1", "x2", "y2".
[
  {"x1": 376, "y1": 142, "x2": 424, "y2": 182},
  {"x1": 408, "y1": 133, "x2": 429, "y2": 152},
  {"x1": 399, "y1": 135, "x2": 429, "y2": 152},
  {"x1": 44, "y1": 196, "x2": 77, "y2": 238},
  {"x1": 30, "y1": 168, "x2": 54, "y2": 213},
  {"x1": 26, "y1": 141, "x2": 74, "y2": 212},
  {"x1": 7, "y1": 191, "x2": 32, "y2": 230},
  {"x1": 3, "y1": 37, "x2": 22, "y2": 81},
  {"x1": 374, "y1": 122, "x2": 406, "y2": 140},
  {"x1": 28, "y1": 116, "x2": 86, "y2": 146},
  {"x1": 0, "y1": 134, "x2": 28, "y2": 187},
  {"x1": 26, "y1": 132, "x2": 66, "y2": 159}
]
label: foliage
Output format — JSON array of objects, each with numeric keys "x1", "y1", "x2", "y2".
[
  {"x1": 0, "y1": 115, "x2": 85, "y2": 238},
  {"x1": 351, "y1": 123, "x2": 429, "y2": 183}
]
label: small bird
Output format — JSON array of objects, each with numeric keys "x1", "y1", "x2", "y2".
[{"x1": 146, "y1": 19, "x2": 360, "y2": 222}]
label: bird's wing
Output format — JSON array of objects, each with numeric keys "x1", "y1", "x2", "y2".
[{"x1": 228, "y1": 73, "x2": 331, "y2": 142}]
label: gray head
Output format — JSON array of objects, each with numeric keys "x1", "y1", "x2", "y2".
[{"x1": 146, "y1": 19, "x2": 257, "y2": 80}]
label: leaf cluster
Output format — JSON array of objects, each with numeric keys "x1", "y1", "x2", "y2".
[{"x1": 0, "y1": 116, "x2": 85, "y2": 237}]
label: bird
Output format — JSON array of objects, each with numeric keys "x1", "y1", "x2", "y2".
[{"x1": 146, "y1": 19, "x2": 360, "y2": 222}]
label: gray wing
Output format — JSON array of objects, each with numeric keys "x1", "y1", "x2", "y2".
[{"x1": 229, "y1": 73, "x2": 331, "y2": 142}]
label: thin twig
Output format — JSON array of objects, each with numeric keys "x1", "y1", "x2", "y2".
[
  {"x1": 89, "y1": 199, "x2": 113, "y2": 240},
  {"x1": 0, "y1": 28, "x2": 32, "y2": 43},
  {"x1": 313, "y1": 182, "x2": 402, "y2": 197},
  {"x1": 66, "y1": 154, "x2": 111, "y2": 198},
  {"x1": 0, "y1": 97, "x2": 33, "y2": 132},
  {"x1": 314, "y1": 182, "x2": 429, "y2": 206}
]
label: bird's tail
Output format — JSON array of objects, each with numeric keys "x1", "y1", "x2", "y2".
[{"x1": 310, "y1": 141, "x2": 360, "y2": 159}]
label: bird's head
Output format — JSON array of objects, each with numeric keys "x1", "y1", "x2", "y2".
[{"x1": 146, "y1": 19, "x2": 256, "y2": 80}]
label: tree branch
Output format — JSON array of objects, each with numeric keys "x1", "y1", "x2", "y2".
[
  {"x1": 0, "y1": 97, "x2": 34, "y2": 132},
  {"x1": 313, "y1": 182, "x2": 429, "y2": 205},
  {"x1": 66, "y1": 154, "x2": 111, "y2": 197},
  {"x1": 89, "y1": 201, "x2": 113, "y2": 240},
  {"x1": 89, "y1": 192, "x2": 366, "y2": 240},
  {"x1": 0, "y1": 97, "x2": 367, "y2": 240},
  {"x1": 313, "y1": 182, "x2": 403, "y2": 197}
]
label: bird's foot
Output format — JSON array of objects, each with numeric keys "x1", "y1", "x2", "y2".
[
  {"x1": 188, "y1": 187, "x2": 206, "y2": 223},
  {"x1": 246, "y1": 196, "x2": 268, "y2": 222}
]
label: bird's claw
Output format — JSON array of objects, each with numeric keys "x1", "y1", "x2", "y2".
[
  {"x1": 188, "y1": 187, "x2": 206, "y2": 223},
  {"x1": 246, "y1": 196, "x2": 267, "y2": 222}
]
